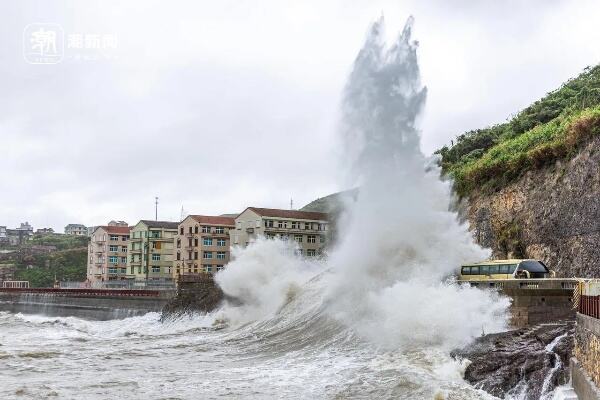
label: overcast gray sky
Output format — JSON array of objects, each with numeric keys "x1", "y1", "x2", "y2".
[{"x1": 1, "y1": 0, "x2": 599, "y2": 232}]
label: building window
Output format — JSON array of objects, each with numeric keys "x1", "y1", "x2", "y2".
[
  {"x1": 233, "y1": 235, "x2": 239, "y2": 244},
  {"x1": 151, "y1": 230, "x2": 160, "y2": 238},
  {"x1": 304, "y1": 223, "x2": 311, "y2": 230},
  {"x1": 122, "y1": 246, "x2": 127, "y2": 252},
  {"x1": 120, "y1": 257, "x2": 127, "y2": 263},
  {"x1": 109, "y1": 245, "x2": 118, "y2": 252},
  {"x1": 307, "y1": 249, "x2": 316, "y2": 257},
  {"x1": 189, "y1": 226, "x2": 193, "y2": 234},
  {"x1": 265, "y1": 233, "x2": 275, "y2": 239},
  {"x1": 194, "y1": 238, "x2": 199, "y2": 246},
  {"x1": 215, "y1": 227, "x2": 225, "y2": 234},
  {"x1": 320, "y1": 235, "x2": 325, "y2": 243},
  {"x1": 307, "y1": 235, "x2": 316, "y2": 244},
  {"x1": 177, "y1": 238, "x2": 181, "y2": 248},
  {"x1": 216, "y1": 265, "x2": 224, "y2": 272},
  {"x1": 109, "y1": 235, "x2": 119, "y2": 241},
  {"x1": 216, "y1": 251, "x2": 226, "y2": 260},
  {"x1": 152, "y1": 254, "x2": 160, "y2": 261},
  {"x1": 203, "y1": 238, "x2": 213, "y2": 246},
  {"x1": 204, "y1": 265, "x2": 212, "y2": 273},
  {"x1": 195, "y1": 226, "x2": 199, "y2": 234},
  {"x1": 108, "y1": 267, "x2": 118, "y2": 274},
  {"x1": 203, "y1": 251, "x2": 213, "y2": 259},
  {"x1": 151, "y1": 266, "x2": 160, "y2": 273},
  {"x1": 295, "y1": 249, "x2": 303, "y2": 256},
  {"x1": 202, "y1": 226, "x2": 210, "y2": 233},
  {"x1": 194, "y1": 251, "x2": 198, "y2": 260},
  {"x1": 176, "y1": 252, "x2": 180, "y2": 261},
  {"x1": 294, "y1": 234, "x2": 303, "y2": 243},
  {"x1": 216, "y1": 239, "x2": 226, "y2": 246},
  {"x1": 291, "y1": 221, "x2": 298, "y2": 229},
  {"x1": 236, "y1": 222, "x2": 241, "y2": 230},
  {"x1": 265, "y1": 220, "x2": 273, "y2": 228},
  {"x1": 122, "y1": 235, "x2": 129, "y2": 241},
  {"x1": 180, "y1": 227, "x2": 184, "y2": 234},
  {"x1": 109, "y1": 256, "x2": 118, "y2": 264}
]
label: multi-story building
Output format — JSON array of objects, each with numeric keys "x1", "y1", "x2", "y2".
[
  {"x1": 173, "y1": 215, "x2": 236, "y2": 278},
  {"x1": 65, "y1": 224, "x2": 87, "y2": 235},
  {"x1": 36, "y1": 228, "x2": 55, "y2": 234},
  {"x1": 7, "y1": 222, "x2": 34, "y2": 246},
  {"x1": 87, "y1": 225, "x2": 131, "y2": 284},
  {"x1": 0, "y1": 226, "x2": 7, "y2": 244},
  {"x1": 232, "y1": 207, "x2": 329, "y2": 256},
  {"x1": 127, "y1": 220, "x2": 178, "y2": 283}
]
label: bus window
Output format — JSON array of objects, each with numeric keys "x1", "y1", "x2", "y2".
[
  {"x1": 508, "y1": 264, "x2": 518, "y2": 274},
  {"x1": 499, "y1": 264, "x2": 509, "y2": 274},
  {"x1": 480, "y1": 265, "x2": 490, "y2": 275},
  {"x1": 461, "y1": 267, "x2": 470, "y2": 275},
  {"x1": 518, "y1": 260, "x2": 549, "y2": 278},
  {"x1": 489, "y1": 265, "x2": 499, "y2": 274},
  {"x1": 470, "y1": 266, "x2": 479, "y2": 275}
]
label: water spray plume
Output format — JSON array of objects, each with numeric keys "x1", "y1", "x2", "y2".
[
  {"x1": 326, "y1": 16, "x2": 509, "y2": 349},
  {"x1": 216, "y1": 16, "x2": 509, "y2": 352}
]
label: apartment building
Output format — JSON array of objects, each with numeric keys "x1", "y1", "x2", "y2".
[
  {"x1": 232, "y1": 207, "x2": 329, "y2": 256},
  {"x1": 65, "y1": 224, "x2": 87, "y2": 235},
  {"x1": 173, "y1": 215, "x2": 235, "y2": 278},
  {"x1": 127, "y1": 220, "x2": 178, "y2": 283},
  {"x1": 87, "y1": 225, "x2": 131, "y2": 283}
]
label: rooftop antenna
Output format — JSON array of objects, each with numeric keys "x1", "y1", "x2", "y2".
[
  {"x1": 290, "y1": 198, "x2": 294, "y2": 210},
  {"x1": 155, "y1": 197, "x2": 159, "y2": 221}
]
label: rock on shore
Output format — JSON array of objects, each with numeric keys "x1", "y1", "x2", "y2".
[{"x1": 452, "y1": 322, "x2": 574, "y2": 399}]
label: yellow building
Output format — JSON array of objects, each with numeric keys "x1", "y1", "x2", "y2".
[
  {"x1": 173, "y1": 215, "x2": 236, "y2": 278},
  {"x1": 127, "y1": 220, "x2": 178, "y2": 284}
]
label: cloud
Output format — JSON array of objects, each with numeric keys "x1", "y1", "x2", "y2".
[{"x1": 1, "y1": 0, "x2": 599, "y2": 231}]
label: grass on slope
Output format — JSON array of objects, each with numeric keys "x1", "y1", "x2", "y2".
[{"x1": 437, "y1": 65, "x2": 600, "y2": 196}]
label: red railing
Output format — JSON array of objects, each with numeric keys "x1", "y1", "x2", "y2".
[
  {"x1": 0, "y1": 287, "x2": 161, "y2": 297},
  {"x1": 579, "y1": 295, "x2": 600, "y2": 319}
]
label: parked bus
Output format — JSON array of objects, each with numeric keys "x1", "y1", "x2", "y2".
[{"x1": 458, "y1": 259, "x2": 555, "y2": 281}]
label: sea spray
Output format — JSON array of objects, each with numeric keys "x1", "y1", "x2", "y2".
[
  {"x1": 215, "y1": 238, "x2": 326, "y2": 325},
  {"x1": 325, "y1": 16, "x2": 509, "y2": 350},
  {"x1": 214, "y1": 16, "x2": 509, "y2": 351}
]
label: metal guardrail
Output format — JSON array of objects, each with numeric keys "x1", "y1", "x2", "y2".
[
  {"x1": 579, "y1": 295, "x2": 600, "y2": 319},
  {"x1": 0, "y1": 287, "x2": 162, "y2": 297}
]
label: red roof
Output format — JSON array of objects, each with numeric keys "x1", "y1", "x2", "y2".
[
  {"x1": 100, "y1": 226, "x2": 131, "y2": 234},
  {"x1": 190, "y1": 215, "x2": 235, "y2": 226},
  {"x1": 245, "y1": 207, "x2": 328, "y2": 221}
]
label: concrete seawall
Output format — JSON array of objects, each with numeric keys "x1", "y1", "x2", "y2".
[
  {"x1": 0, "y1": 289, "x2": 175, "y2": 320},
  {"x1": 571, "y1": 280, "x2": 600, "y2": 400}
]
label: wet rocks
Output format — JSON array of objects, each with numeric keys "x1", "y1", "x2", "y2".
[
  {"x1": 452, "y1": 322, "x2": 574, "y2": 399},
  {"x1": 160, "y1": 274, "x2": 224, "y2": 321}
]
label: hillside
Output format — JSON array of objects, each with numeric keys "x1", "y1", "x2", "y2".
[
  {"x1": 437, "y1": 65, "x2": 600, "y2": 277},
  {"x1": 1, "y1": 233, "x2": 88, "y2": 287},
  {"x1": 436, "y1": 65, "x2": 600, "y2": 196}
]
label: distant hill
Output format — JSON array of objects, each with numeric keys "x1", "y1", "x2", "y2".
[{"x1": 300, "y1": 189, "x2": 358, "y2": 214}]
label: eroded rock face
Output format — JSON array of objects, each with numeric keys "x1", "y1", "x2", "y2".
[
  {"x1": 452, "y1": 323, "x2": 574, "y2": 399},
  {"x1": 465, "y1": 136, "x2": 600, "y2": 277}
]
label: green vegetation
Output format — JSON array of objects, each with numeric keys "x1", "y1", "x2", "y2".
[
  {"x1": 437, "y1": 65, "x2": 600, "y2": 196},
  {"x1": 14, "y1": 248, "x2": 87, "y2": 287},
  {"x1": 27, "y1": 233, "x2": 88, "y2": 250}
]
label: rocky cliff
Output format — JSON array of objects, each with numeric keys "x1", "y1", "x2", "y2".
[{"x1": 462, "y1": 134, "x2": 600, "y2": 277}]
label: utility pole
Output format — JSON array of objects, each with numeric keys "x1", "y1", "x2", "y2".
[{"x1": 155, "y1": 197, "x2": 159, "y2": 221}]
